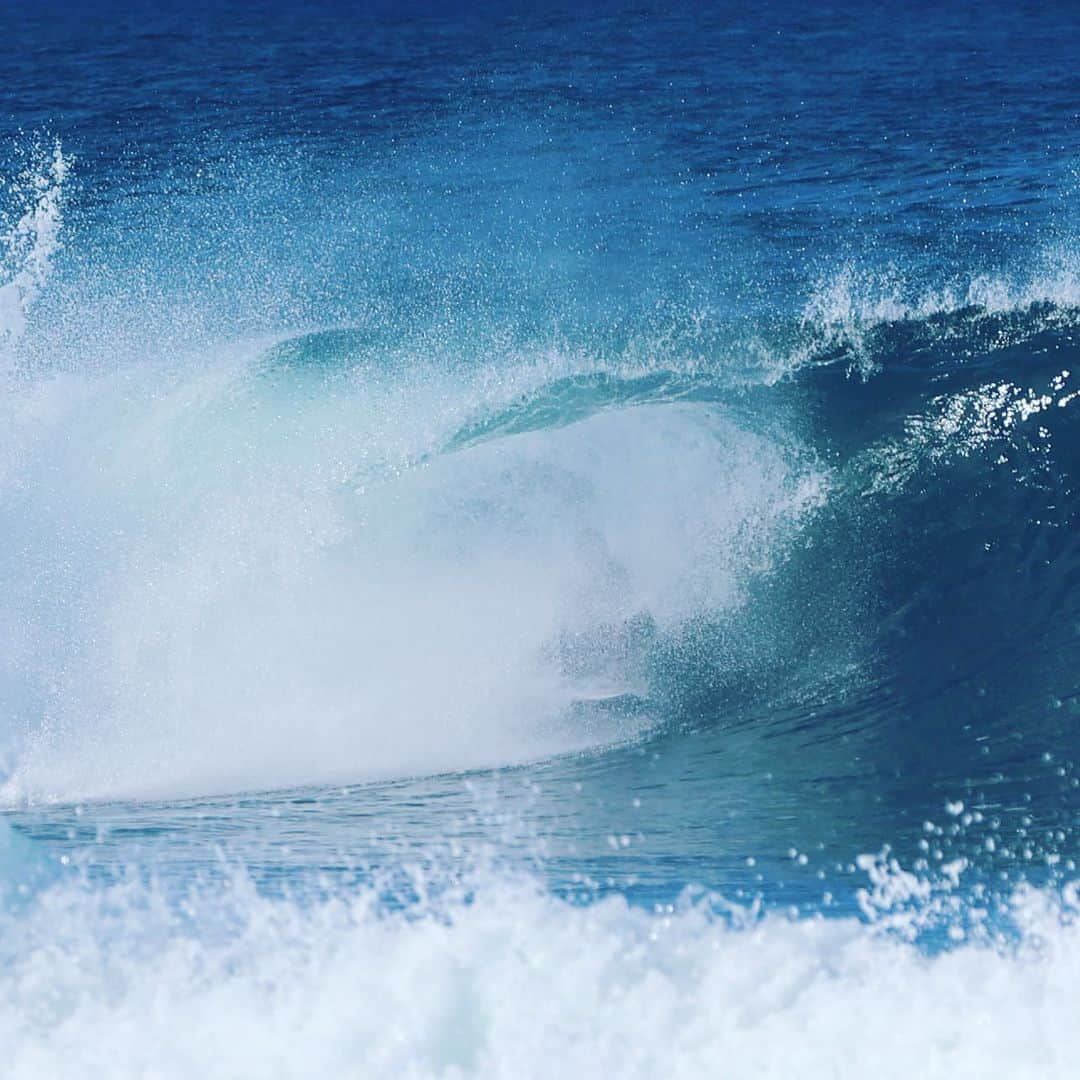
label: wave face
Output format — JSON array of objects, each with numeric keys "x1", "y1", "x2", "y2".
[{"x1": 3, "y1": 0, "x2": 1080, "y2": 1073}]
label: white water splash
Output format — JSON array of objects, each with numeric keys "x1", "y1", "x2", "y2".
[
  {"x1": 0, "y1": 860, "x2": 1078, "y2": 1079},
  {"x1": 0, "y1": 142, "x2": 70, "y2": 348},
  {"x1": 855, "y1": 367, "x2": 1079, "y2": 496},
  {"x1": 0, "y1": 350, "x2": 823, "y2": 804},
  {"x1": 793, "y1": 251, "x2": 1080, "y2": 375}
]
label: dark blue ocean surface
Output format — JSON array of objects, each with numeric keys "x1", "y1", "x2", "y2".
[{"x1": 1, "y1": 2, "x2": 1079, "y2": 1074}]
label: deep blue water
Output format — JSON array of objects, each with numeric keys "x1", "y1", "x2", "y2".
[{"x1": 1, "y1": 2, "x2": 1080, "y2": 1074}]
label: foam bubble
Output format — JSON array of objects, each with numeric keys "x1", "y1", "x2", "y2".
[{"x1": 0, "y1": 866, "x2": 1077, "y2": 1078}]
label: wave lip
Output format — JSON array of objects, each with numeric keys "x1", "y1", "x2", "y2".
[{"x1": 793, "y1": 255, "x2": 1080, "y2": 376}]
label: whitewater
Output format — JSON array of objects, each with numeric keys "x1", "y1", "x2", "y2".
[{"x1": 3, "y1": 1, "x2": 1080, "y2": 1074}]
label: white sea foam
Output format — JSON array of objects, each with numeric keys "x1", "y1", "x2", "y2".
[{"x1": 0, "y1": 859, "x2": 1077, "y2": 1079}]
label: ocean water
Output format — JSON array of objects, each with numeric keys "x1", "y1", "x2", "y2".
[{"x1": 1, "y1": 1, "x2": 1080, "y2": 1074}]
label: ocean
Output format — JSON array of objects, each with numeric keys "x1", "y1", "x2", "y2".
[{"x1": 1, "y1": 0, "x2": 1080, "y2": 1074}]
